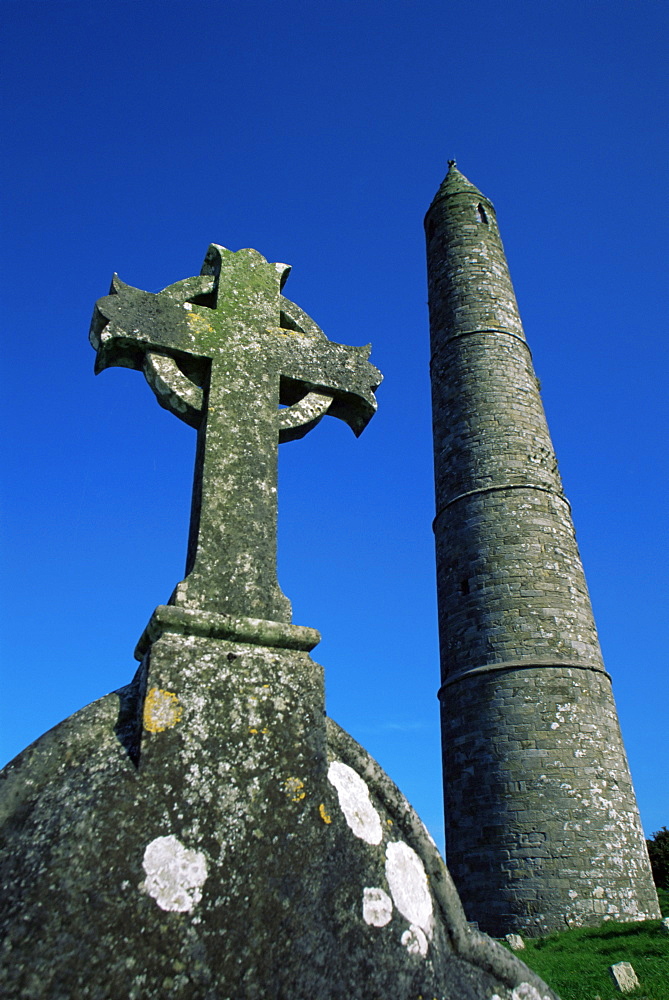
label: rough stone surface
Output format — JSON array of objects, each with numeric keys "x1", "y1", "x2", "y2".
[
  {"x1": 608, "y1": 962, "x2": 640, "y2": 992},
  {"x1": 0, "y1": 632, "x2": 557, "y2": 999},
  {"x1": 505, "y1": 934, "x2": 525, "y2": 951},
  {"x1": 425, "y1": 164, "x2": 660, "y2": 936},
  {"x1": 0, "y1": 246, "x2": 557, "y2": 998}
]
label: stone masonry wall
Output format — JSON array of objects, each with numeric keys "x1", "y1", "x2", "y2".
[
  {"x1": 425, "y1": 186, "x2": 523, "y2": 341},
  {"x1": 440, "y1": 665, "x2": 659, "y2": 937},
  {"x1": 432, "y1": 331, "x2": 560, "y2": 504},
  {"x1": 434, "y1": 487, "x2": 603, "y2": 678},
  {"x1": 425, "y1": 166, "x2": 660, "y2": 935}
]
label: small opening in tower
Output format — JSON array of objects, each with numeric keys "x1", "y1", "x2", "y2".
[
  {"x1": 426, "y1": 216, "x2": 436, "y2": 239},
  {"x1": 477, "y1": 203, "x2": 488, "y2": 225},
  {"x1": 460, "y1": 578, "x2": 470, "y2": 595}
]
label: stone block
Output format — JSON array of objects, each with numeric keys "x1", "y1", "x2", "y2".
[
  {"x1": 505, "y1": 933, "x2": 525, "y2": 950},
  {"x1": 608, "y1": 962, "x2": 640, "y2": 992}
]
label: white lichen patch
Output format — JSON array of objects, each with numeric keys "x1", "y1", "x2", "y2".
[
  {"x1": 327, "y1": 761, "x2": 382, "y2": 845},
  {"x1": 401, "y1": 923, "x2": 428, "y2": 957},
  {"x1": 491, "y1": 986, "x2": 553, "y2": 1000},
  {"x1": 140, "y1": 835, "x2": 208, "y2": 912},
  {"x1": 362, "y1": 887, "x2": 393, "y2": 927},
  {"x1": 385, "y1": 841, "x2": 433, "y2": 938},
  {"x1": 514, "y1": 986, "x2": 553, "y2": 1000}
]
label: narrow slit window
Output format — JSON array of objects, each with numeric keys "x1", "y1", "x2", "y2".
[{"x1": 477, "y1": 203, "x2": 488, "y2": 225}]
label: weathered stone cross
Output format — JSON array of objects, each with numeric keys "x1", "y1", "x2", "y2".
[{"x1": 90, "y1": 244, "x2": 381, "y2": 626}]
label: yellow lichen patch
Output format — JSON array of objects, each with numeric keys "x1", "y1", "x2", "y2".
[
  {"x1": 269, "y1": 326, "x2": 300, "y2": 338},
  {"x1": 284, "y1": 777, "x2": 306, "y2": 803},
  {"x1": 186, "y1": 311, "x2": 215, "y2": 337},
  {"x1": 318, "y1": 803, "x2": 332, "y2": 824},
  {"x1": 143, "y1": 688, "x2": 183, "y2": 733}
]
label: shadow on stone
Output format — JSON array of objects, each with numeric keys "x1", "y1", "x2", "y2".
[{"x1": 112, "y1": 660, "x2": 147, "y2": 767}]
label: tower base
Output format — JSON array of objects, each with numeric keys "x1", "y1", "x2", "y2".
[{"x1": 441, "y1": 664, "x2": 660, "y2": 937}]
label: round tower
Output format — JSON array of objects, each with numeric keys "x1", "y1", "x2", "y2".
[{"x1": 425, "y1": 162, "x2": 660, "y2": 936}]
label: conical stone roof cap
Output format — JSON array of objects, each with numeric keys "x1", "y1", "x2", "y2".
[{"x1": 428, "y1": 161, "x2": 494, "y2": 212}]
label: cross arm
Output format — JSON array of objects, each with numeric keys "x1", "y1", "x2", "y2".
[
  {"x1": 89, "y1": 273, "x2": 215, "y2": 377},
  {"x1": 275, "y1": 334, "x2": 382, "y2": 437}
]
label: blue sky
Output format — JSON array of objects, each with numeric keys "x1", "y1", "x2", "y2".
[{"x1": 1, "y1": 0, "x2": 667, "y2": 849}]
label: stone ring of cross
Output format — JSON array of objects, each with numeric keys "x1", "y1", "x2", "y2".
[
  {"x1": 90, "y1": 244, "x2": 382, "y2": 442},
  {"x1": 147, "y1": 342, "x2": 335, "y2": 440},
  {"x1": 141, "y1": 289, "x2": 337, "y2": 443}
]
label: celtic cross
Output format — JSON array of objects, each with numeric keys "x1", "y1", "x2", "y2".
[{"x1": 90, "y1": 245, "x2": 382, "y2": 627}]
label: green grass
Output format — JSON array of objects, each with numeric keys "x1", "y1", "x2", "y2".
[{"x1": 511, "y1": 917, "x2": 669, "y2": 1000}]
